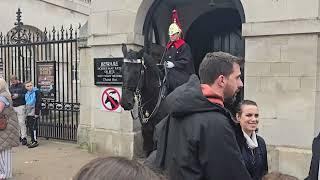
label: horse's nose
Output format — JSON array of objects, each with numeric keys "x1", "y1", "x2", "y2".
[{"x1": 120, "y1": 101, "x2": 132, "y2": 110}]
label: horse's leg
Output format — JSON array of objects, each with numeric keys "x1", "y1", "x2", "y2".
[{"x1": 141, "y1": 122, "x2": 155, "y2": 157}]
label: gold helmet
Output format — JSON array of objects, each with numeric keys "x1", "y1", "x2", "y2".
[
  {"x1": 168, "y1": 9, "x2": 182, "y2": 36},
  {"x1": 168, "y1": 22, "x2": 182, "y2": 36}
]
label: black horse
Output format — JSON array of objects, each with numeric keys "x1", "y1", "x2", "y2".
[{"x1": 121, "y1": 43, "x2": 168, "y2": 156}]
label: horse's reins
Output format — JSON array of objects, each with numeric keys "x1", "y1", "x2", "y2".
[{"x1": 138, "y1": 48, "x2": 168, "y2": 124}]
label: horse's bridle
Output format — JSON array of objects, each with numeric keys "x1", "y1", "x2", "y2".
[
  {"x1": 123, "y1": 57, "x2": 165, "y2": 124},
  {"x1": 123, "y1": 58, "x2": 145, "y2": 94}
]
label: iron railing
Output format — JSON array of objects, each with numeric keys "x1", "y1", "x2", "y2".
[{"x1": 0, "y1": 9, "x2": 80, "y2": 141}]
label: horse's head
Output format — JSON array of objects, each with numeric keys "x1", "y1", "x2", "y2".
[{"x1": 121, "y1": 44, "x2": 145, "y2": 110}]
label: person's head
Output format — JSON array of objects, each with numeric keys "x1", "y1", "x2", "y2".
[
  {"x1": 0, "y1": 78, "x2": 8, "y2": 92},
  {"x1": 10, "y1": 75, "x2": 19, "y2": 85},
  {"x1": 199, "y1": 51, "x2": 243, "y2": 103},
  {"x1": 236, "y1": 100, "x2": 259, "y2": 136},
  {"x1": 168, "y1": 23, "x2": 181, "y2": 42},
  {"x1": 24, "y1": 81, "x2": 33, "y2": 91},
  {"x1": 0, "y1": 78, "x2": 11, "y2": 101},
  {"x1": 73, "y1": 156, "x2": 166, "y2": 180},
  {"x1": 262, "y1": 172, "x2": 299, "y2": 180},
  {"x1": 169, "y1": 32, "x2": 181, "y2": 42}
]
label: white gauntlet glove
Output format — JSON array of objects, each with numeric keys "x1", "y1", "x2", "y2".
[{"x1": 165, "y1": 61, "x2": 175, "y2": 68}]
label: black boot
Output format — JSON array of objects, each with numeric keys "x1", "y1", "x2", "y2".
[{"x1": 21, "y1": 138, "x2": 27, "y2": 145}]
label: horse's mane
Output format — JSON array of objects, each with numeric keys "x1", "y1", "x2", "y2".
[
  {"x1": 143, "y1": 53, "x2": 160, "y2": 76},
  {"x1": 125, "y1": 43, "x2": 164, "y2": 80},
  {"x1": 144, "y1": 43, "x2": 165, "y2": 77}
]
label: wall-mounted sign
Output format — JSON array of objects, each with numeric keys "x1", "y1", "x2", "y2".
[
  {"x1": 36, "y1": 61, "x2": 56, "y2": 100},
  {"x1": 94, "y1": 58, "x2": 123, "y2": 86},
  {"x1": 101, "y1": 87, "x2": 122, "y2": 112}
]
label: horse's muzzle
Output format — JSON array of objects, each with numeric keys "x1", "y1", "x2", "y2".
[{"x1": 120, "y1": 99, "x2": 134, "y2": 110}]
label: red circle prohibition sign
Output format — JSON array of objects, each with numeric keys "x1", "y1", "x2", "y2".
[{"x1": 101, "y1": 87, "x2": 121, "y2": 111}]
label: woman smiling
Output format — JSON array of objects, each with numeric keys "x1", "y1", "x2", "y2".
[{"x1": 236, "y1": 100, "x2": 268, "y2": 180}]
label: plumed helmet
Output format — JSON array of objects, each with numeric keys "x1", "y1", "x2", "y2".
[
  {"x1": 168, "y1": 22, "x2": 181, "y2": 36},
  {"x1": 168, "y1": 9, "x2": 182, "y2": 36}
]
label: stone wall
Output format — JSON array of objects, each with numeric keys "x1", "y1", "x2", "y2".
[
  {"x1": 244, "y1": 33, "x2": 318, "y2": 148},
  {"x1": 0, "y1": 0, "x2": 89, "y2": 34},
  {"x1": 242, "y1": 0, "x2": 320, "y2": 177},
  {"x1": 77, "y1": 44, "x2": 143, "y2": 158},
  {"x1": 77, "y1": 0, "x2": 149, "y2": 158},
  {"x1": 241, "y1": 0, "x2": 319, "y2": 23}
]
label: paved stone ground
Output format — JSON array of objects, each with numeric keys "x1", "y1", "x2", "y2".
[{"x1": 11, "y1": 139, "x2": 99, "y2": 180}]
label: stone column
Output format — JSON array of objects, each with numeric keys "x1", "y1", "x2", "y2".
[
  {"x1": 242, "y1": 0, "x2": 320, "y2": 178},
  {"x1": 77, "y1": 0, "x2": 147, "y2": 158}
]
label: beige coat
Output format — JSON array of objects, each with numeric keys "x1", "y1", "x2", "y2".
[{"x1": 0, "y1": 96, "x2": 20, "y2": 151}]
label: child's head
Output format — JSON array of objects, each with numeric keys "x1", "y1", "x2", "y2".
[
  {"x1": 73, "y1": 156, "x2": 166, "y2": 180},
  {"x1": 24, "y1": 81, "x2": 33, "y2": 91},
  {"x1": 262, "y1": 172, "x2": 299, "y2": 180}
]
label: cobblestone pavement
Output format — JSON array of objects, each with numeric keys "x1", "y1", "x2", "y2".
[{"x1": 12, "y1": 139, "x2": 99, "y2": 180}]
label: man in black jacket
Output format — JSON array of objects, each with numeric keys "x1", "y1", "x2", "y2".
[
  {"x1": 305, "y1": 132, "x2": 320, "y2": 180},
  {"x1": 156, "y1": 52, "x2": 251, "y2": 180},
  {"x1": 9, "y1": 75, "x2": 28, "y2": 145}
]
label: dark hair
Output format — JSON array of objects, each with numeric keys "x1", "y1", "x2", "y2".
[
  {"x1": 236, "y1": 99, "x2": 258, "y2": 116},
  {"x1": 199, "y1": 51, "x2": 243, "y2": 85},
  {"x1": 73, "y1": 156, "x2": 166, "y2": 180},
  {"x1": 262, "y1": 172, "x2": 299, "y2": 180}
]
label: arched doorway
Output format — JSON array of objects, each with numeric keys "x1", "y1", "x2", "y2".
[
  {"x1": 185, "y1": 8, "x2": 244, "y2": 73},
  {"x1": 142, "y1": 0, "x2": 245, "y2": 60},
  {"x1": 185, "y1": 7, "x2": 244, "y2": 115}
]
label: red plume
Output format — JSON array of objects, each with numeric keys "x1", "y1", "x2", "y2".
[{"x1": 171, "y1": 9, "x2": 182, "y2": 33}]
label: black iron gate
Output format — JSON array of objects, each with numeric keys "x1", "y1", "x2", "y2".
[{"x1": 0, "y1": 9, "x2": 80, "y2": 141}]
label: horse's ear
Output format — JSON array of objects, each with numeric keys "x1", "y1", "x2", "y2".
[{"x1": 122, "y1": 43, "x2": 128, "y2": 57}]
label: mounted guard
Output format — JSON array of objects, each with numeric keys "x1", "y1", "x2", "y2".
[
  {"x1": 121, "y1": 9, "x2": 196, "y2": 157},
  {"x1": 164, "y1": 9, "x2": 195, "y2": 94}
]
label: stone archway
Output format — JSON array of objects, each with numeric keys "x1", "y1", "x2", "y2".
[
  {"x1": 134, "y1": 0, "x2": 246, "y2": 52},
  {"x1": 134, "y1": 0, "x2": 246, "y2": 115}
]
